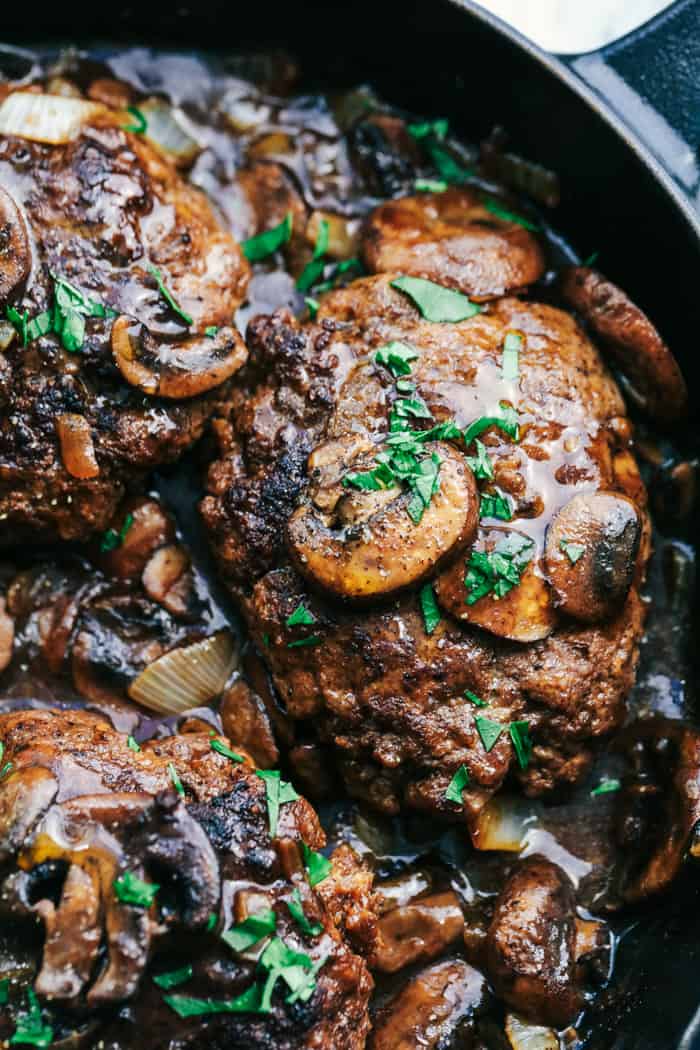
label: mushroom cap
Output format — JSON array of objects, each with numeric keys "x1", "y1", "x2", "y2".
[{"x1": 0, "y1": 185, "x2": 30, "y2": 304}]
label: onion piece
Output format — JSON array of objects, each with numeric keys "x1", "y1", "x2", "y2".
[
  {"x1": 128, "y1": 631, "x2": 237, "y2": 714},
  {"x1": 470, "y1": 795, "x2": 539, "y2": 852},
  {"x1": 506, "y1": 1014, "x2": 559, "y2": 1050},
  {"x1": 55, "y1": 414, "x2": 100, "y2": 479},
  {"x1": 139, "y1": 98, "x2": 201, "y2": 166},
  {"x1": 0, "y1": 320, "x2": 16, "y2": 350},
  {"x1": 0, "y1": 92, "x2": 102, "y2": 145}
]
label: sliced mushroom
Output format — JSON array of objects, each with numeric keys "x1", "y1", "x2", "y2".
[
  {"x1": 287, "y1": 442, "x2": 479, "y2": 601},
  {"x1": 369, "y1": 959, "x2": 489, "y2": 1050},
  {"x1": 111, "y1": 316, "x2": 247, "y2": 399},
  {"x1": 362, "y1": 187, "x2": 544, "y2": 300},
  {"x1": 0, "y1": 595, "x2": 14, "y2": 672},
  {"x1": 142, "y1": 544, "x2": 194, "y2": 616},
  {"x1": 435, "y1": 528, "x2": 556, "y2": 642},
  {"x1": 544, "y1": 491, "x2": 641, "y2": 622},
  {"x1": 99, "y1": 498, "x2": 175, "y2": 580},
  {"x1": 34, "y1": 862, "x2": 102, "y2": 1001},
  {"x1": 55, "y1": 414, "x2": 100, "y2": 479},
  {"x1": 560, "y1": 266, "x2": 687, "y2": 422},
  {"x1": 0, "y1": 185, "x2": 30, "y2": 305},
  {"x1": 373, "y1": 890, "x2": 465, "y2": 973}
]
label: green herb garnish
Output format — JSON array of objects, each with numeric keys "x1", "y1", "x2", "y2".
[
  {"x1": 484, "y1": 197, "x2": 539, "y2": 232},
  {"x1": 168, "y1": 762, "x2": 185, "y2": 798},
  {"x1": 374, "y1": 340, "x2": 419, "y2": 377},
  {"x1": 305, "y1": 296, "x2": 320, "y2": 319},
  {"x1": 287, "y1": 889, "x2": 322, "y2": 937},
  {"x1": 206, "y1": 912, "x2": 218, "y2": 932},
  {"x1": 147, "y1": 264, "x2": 193, "y2": 326},
  {"x1": 391, "y1": 276, "x2": 481, "y2": 323},
  {"x1": 286, "y1": 602, "x2": 315, "y2": 627},
  {"x1": 464, "y1": 532, "x2": 534, "y2": 605},
  {"x1": 211, "y1": 739, "x2": 244, "y2": 763},
  {"x1": 256, "y1": 770, "x2": 300, "y2": 838},
  {"x1": 301, "y1": 842, "x2": 332, "y2": 887},
  {"x1": 466, "y1": 439, "x2": 495, "y2": 481},
  {"x1": 583, "y1": 250, "x2": 599, "y2": 267},
  {"x1": 153, "y1": 965, "x2": 193, "y2": 990},
  {"x1": 415, "y1": 177, "x2": 448, "y2": 193},
  {"x1": 114, "y1": 870, "x2": 159, "y2": 908},
  {"x1": 5, "y1": 306, "x2": 28, "y2": 346},
  {"x1": 463, "y1": 402, "x2": 519, "y2": 445},
  {"x1": 221, "y1": 908, "x2": 277, "y2": 953},
  {"x1": 590, "y1": 777, "x2": 621, "y2": 797},
  {"x1": 475, "y1": 716, "x2": 503, "y2": 752},
  {"x1": 0, "y1": 977, "x2": 9, "y2": 1005},
  {"x1": 205, "y1": 325, "x2": 219, "y2": 338},
  {"x1": 241, "y1": 211, "x2": 293, "y2": 263},
  {"x1": 407, "y1": 117, "x2": 449, "y2": 141},
  {"x1": 480, "y1": 492, "x2": 513, "y2": 521},
  {"x1": 164, "y1": 984, "x2": 264, "y2": 1018},
  {"x1": 465, "y1": 689, "x2": 487, "y2": 707},
  {"x1": 297, "y1": 219, "x2": 329, "y2": 292},
  {"x1": 445, "y1": 765, "x2": 470, "y2": 804},
  {"x1": 425, "y1": 143, "x2": 474, "y2": 185},
  {"x1": 287, "y1": 635, "x2": 321, "y2": 649},
  {"x1": 100, "y1": 511, "x2": 134, "y2": 553},
  {"x1": 419, "y1": 583, "x2": 441, "y2": 635},
  {"x1": 9, "y1": 990, "x2": 53, "y2": 1048},
  {"x1": 502, "y1": 331, "x2": 521, "y2": 381},
  {"x1": 313, "y1": 257, "x2": 363, "y2": 294},
  {"x1": 27, "y1": 311, "x2": 52, "y2": 342},
  {"x1": 509, "y1": 720, "x2": 533, "y2": 770},
  {"x1": 123, "y1": 105, "x2": 148, "y2": 134},
  {"x1": 560, "y1": 539, "x2": 586, "y2": 564},
  {"x1": 127, "y1": 735, "x2": 141, "y2": 752}
]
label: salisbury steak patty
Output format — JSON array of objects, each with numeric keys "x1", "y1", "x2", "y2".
[
  {"x1": 202, "y1": 271, "x2": 651, "y2": 827},
  {"x1": 0, "y1": 709, "x2": 372, "y2": 1049},
  {"x1": 0, "y1": 91, "x2": 249, "y2": 542}
]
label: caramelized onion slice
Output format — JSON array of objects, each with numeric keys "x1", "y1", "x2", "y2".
[
  {"x1": 0, "y1": 92, "x2": 102, "y2": 144},
  {"x1": 111, "y1": 316, "x2": 247, "y2": 399},
  {"x1": 287, "y1": 442, "x2": 479, "y2": 601},
  {"x1": 505, "y1": 1014, "x2": 559, "y2": 1050},
  {"x1": 469, "y1": 794, "x2": 539, "y2": 852},
  {"x1": 55, "y1": 414, "x2": 100, "y2": 479},
  {"x1": 128, "y1": 632, "x2": 238, "y2": 714},
  {"x1": 0, "y1": 186, "x2": 30, "y2": 304},
  {"x1": 139, "y1": 97, "x2": 201, "y2": 166}
]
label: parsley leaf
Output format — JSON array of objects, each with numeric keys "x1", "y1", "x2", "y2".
[
  {"x1": 0, "y1": 977, "x2": 8, "y2": 1005},
  {"x1": 153, "y1": 965, "x2": 193, "y2": 990},
  {"x1": 241, "y1": 212, "x2": 293, "y2": 262},
  {"x1": 127, "y1": 735, "x2": 141, "y2": 752},
  {"x1": 287, "y1": 888, "x2": 322, "y2": 936},
  {"x1": 297, "y1": 219, "x2": 329, "y2": 292},
  {"x1": 445, "y1": 765, "x2": 470, "y2": 804},
  {"x1": 211, "y1": 739, "x2": 244, "y2": 763},
  {"x1": 5, "y1": 306, "x2": 28, "y2": 346},
  {"x1": 465, "y1": 689, "x2": 487, "y2": 707},
  {"x1": 415, "y1": 177, "x2": 448, "y2": 193},
  {"x1": 286, "y1": 602, "x2": 315, "y2": 627},
  {"x1": 475, "y1": 716, "x2": 503, "y2": 752},
  {"x1": 301, "y1": 842, "x2": 332, "y2": 887},
  {"x1": 466, "y1": 439, "x2": 494, "y2": 481},
  {"x1": 221, "y1": 908, "x2": 277, "y2": 953},
  {"x1": 10, "y1": 990, "x2": 53, "y2": 1048},
  {"x1": 100, "y1": 511, "x2": 134, "y2": 553},
  {"x1": 123, "y1": 105, "x2": 148, "y2": 134},
  {"x1": 484, "y1": 197, "x2": 539, "y2": 232},
  {"x1": 419, "y1": 583, "x2": 441, "y2": 635},
  {"x1": 590, "y1": 777, "x2": 621, "y2": 797},
  {"x1": 165, "y1": 984, "x2": 264, "y2": 1018},
  {"x1": 114, "y1": 870, "x2": 159, "y2": 908},
  {"x1": 256, "y1": 770, "x2": 300, "y2": 837},
  {"x1": 464, "y1": 532, "x2": 534, "y2": 605},
  {"x1": 205, "y1": 325, "x2": 219, "y2": 338},
  {"x1": 509, "y1": 720, "x2": 533, "y2": 770},
  {"x1": 287, "y1": 635, "x2": 321, "y2": 649},
  {"x1": 502, "y1": 331, "x2": 521, "y2": 381},
  {"x1": 480, "y1": 492, "x2": 513, "y2": 521},
  {"x1": 560, "y1": 539, "x2": 586, "y2": 564},
  {"x1": 26, "y1": 310, "x2": 52, "y2": 342},
  {"x1": 147, "y1": 265, "x2": 193, "y2": 326},
  {"x1": 463, "y1": 402, "x2": 519, "y2": 444},
  {"x1": 168, "y1": 762, "x2": 185, "y2": 798},
  {"x1": 305, "y1": 296, "x2": 320, "y2": 319},
  {"x1": 407, "y1": 117, "x2": 449, "y2": 141},
  {"x1": 374, "y1": 340, "x2": 419, "y2": 377},
  {"x1": 391, "y1": 276, "x2": 481, "y2": 323},
  {"x1": 425, "y1": 142, "x2": 474, "y2": 185}
]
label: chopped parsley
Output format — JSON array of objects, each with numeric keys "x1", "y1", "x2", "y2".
[
  {"x1": 445, "y1": 765, "x2": 470, "y2": 804},
  {"x1": 148, "y1": 264, "x2": 193, "y2": 326},
  {"x1": 9, "y1": 990, "x2": 53, "y2": 1048},
  {"x1": 464, "y1": 532, "x2": 534, "y2": 605},
  {"x1": 501, "y1": 331, "x2": 522, "y2": 381},
  {"x1": 391, "y1": 276, "x2": 481, "y2": 323},
  {"x1": 297, "y1": 219, "x2": 329, "y2": 292},
  {"x1": 425, "y1": 143, "x2": 474, "y2": 185},
  {"x1": 590, "y1": 777, "x2": 621, "y2": 797},
  {"x1": 0, "y1": 977, "x2": 8, "y2": 1005},
  {"x1": 465, "y1": 689, "x2": 487, "y2": 707},
  {"x1": 419, "y1": 583, "x2": 441, "y2": 635},
  {"x1": 114, "y1": 870, "x2": 159, "y2": 908},
  {"x1": 206, "y1": 912, "x2": 218, "y2": 932},
  {"x1": 221, "y1": 908, "x2": 277, "y2": 953},
  {"x1": 287, "y1": 635, "x2": 321, "y2": 649},
  {"x1": 168, "y1": 762, "x2": 185, "y2": 798},
  {"x1": 123, "y1": 105, "x2": 148, "y2": 134},
  {"x1": 258, "y1": 937, "x2": 321, "y2": 1009},
  {"x1": 287, "y1": 888, "x2": 322, "y2": 936},
  {"x1": 286, "y1": 602, "x2": 315, "y2": 627},
  {"x1": 205, "y1": 325, "x2": 219, "y2": 338},
  {"x1": 0, "y1": 761, "x2": 12, "y2": 780},
  {"x1": 153, "y1": 965, "x2": 193, "y2": 990},
  {"x1": 6, "y1": 272, "x2": 115, "y2": 353},
  {"x1": 5, "y1": 306, "x2": 28, "y2": 346},
  {"x1": 313, "y1": 257, "x2": 363, "y2": 294},
  {"x1": 509, "y1": 720, "x2": 533, "y2": 770},
  {"x1": 100, "y1": 511, "x2": 134, "y2": 553},
  {"x1": 475, "y1": 716, "x2": 503, "y2": 752},
  {"x1": 301, "y1": 842, "x2": 332, "y2": 887},
  {"x1": 407, "y1": 117, "x2": 449, "y2": 141},
  {"x1": 560, "y1": 539, "x2": 586, "y2": 564},
  {"x1": 374, "y1": 340, "x2": 420, "y2": 377},
  {"x1": 480, "y1": 492, "x2": 513, "y2": 521},
  {"x1": 241, "y1": 212, "x2": 293, "y2": 263},
  {"x1": 583, "y1": 250, "x2": 600, "y2": 267},
  {"x1": 415, "y1": 177, "x2": 448, "y2": 193},
  {"x1": 466, "y1": 439, "x2": 495, "y2": 481},
  {"x1": 463, "y1": 402, "x2": 519, "y2": 445},
  {"x1": 484, "y1": 197, "x2": 539, "y2": 232},
  {"x1": 305, "y1": 296, "x2": 320, "y2": 319},
  {"x1": 256, "y1": 770, "x2": 300, "y2": 838},
  {"x1": 127, "y1": 735, "x2": 141, "y2": 752},
  {"x1": 211, "y1": 739, "x2": 244, "y2": 763},
  {"x1": 164, "y1": 985, "x2": 264, "y2": 1018}
]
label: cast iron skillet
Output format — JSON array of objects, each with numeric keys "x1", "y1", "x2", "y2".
[{"x1": 3, "y1": 2, "x2": 700, "y2": 1046}]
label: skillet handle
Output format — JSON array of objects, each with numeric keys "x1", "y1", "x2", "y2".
[{"x1": 560, "y1": 0, "x2": 700, "y2": 206}]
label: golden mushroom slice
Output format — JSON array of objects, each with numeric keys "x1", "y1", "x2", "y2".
[
  {"x1": 544, "y1": 490, "x2": 641, "y2": 622},
  {"x1": 287, "y1": 441, "x2": 479, "y2": 601},
  {"x1": 435, "y1": 527, "x2": 556, "y2": 642},
  {"x1": 361, "y1": 187, "x2": 544, "y2": 300},
  {"x1": 0, "y1": 185, "x2": 31, "y2": 304},
  {"x1": 111, "y1": 316, "x2": 247, "y2": 399},
  {"x1": 560, "y1": 266, "x2": 687, "y2": 422}
]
